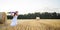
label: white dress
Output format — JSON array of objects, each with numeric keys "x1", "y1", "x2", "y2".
[{"x1": 10, "y1": 15, "x2": 18, "y2": 26}]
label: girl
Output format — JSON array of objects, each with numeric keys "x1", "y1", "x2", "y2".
[
  {"x1": 8, "y1": 11, "x2": 18, "y2": 30},
  {"x1": 9, "y1": 11, "x2": 18, "y2": 26}
]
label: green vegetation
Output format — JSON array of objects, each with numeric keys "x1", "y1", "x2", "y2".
[{"x1": 7, "y1": 12, "x2": 60, "y2": 19}]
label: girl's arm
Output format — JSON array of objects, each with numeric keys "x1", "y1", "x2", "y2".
[
  {"x1": 8, "y1": 11, "x2": 18, "y2": 16},
  {"x1": 8, "y1": 12, "x2": 15, "y2": 16}
]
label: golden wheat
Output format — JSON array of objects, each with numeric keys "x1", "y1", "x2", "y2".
[{"x1": 0, "y1": 19, "x2": 60, "y2": 30}]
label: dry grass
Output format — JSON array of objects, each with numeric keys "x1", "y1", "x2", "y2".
[
  {"x1": 0, "y1": 12, "x2": 7, "y2": 24},
  {"x1": 0, "y1": 19, "x2": 60, "y2": 30}
]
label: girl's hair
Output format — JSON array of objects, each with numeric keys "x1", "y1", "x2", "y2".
[{"x1": 14, "y1": 11, "x2": 18, "y2": 16}]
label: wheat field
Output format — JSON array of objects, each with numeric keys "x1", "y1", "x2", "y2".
[{"x1": 0, "y1": 19, "x2": 60, "y2": 30}]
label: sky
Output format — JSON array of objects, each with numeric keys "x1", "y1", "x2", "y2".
[{"x1": 0, "y1": 0, "x2": 60, "y2": 14}]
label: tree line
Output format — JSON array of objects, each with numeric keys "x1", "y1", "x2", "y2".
[{"x1": 7, "y1": 12, "x2": 60, "y2": 19}]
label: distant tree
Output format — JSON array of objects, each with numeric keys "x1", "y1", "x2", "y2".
[
  {"x1": 7, "y1": 12, "x2": 60, "y2": 19},
  {"x1": 7, "y1": 15, "x2": 13, "y2": 19},
  {"x1": 52, "y1": 12, "x2": 57, "y2": 19}
]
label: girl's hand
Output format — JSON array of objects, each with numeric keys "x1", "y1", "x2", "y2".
[{"x1": 11, "y1": 13, "x2": 14, "y2": 16}]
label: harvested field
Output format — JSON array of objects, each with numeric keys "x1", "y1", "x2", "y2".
[{"x1": 0, "y1": 19, "x2": 60, "y2": 30}]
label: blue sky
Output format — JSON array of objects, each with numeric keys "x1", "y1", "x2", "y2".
[{"x1": 0, "y1": 0, "x2": 60, "y2": 14}]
